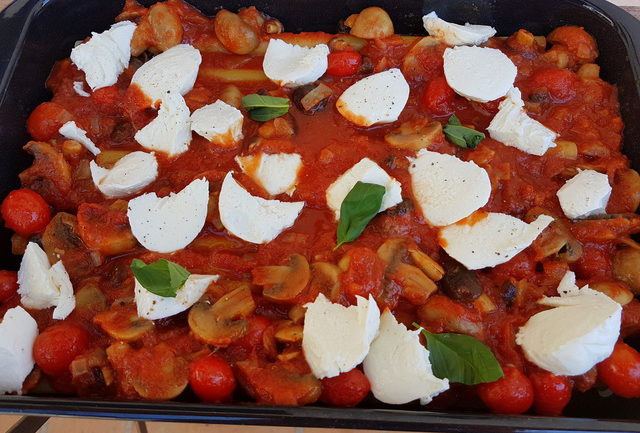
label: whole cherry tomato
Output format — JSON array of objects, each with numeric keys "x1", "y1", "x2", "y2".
[
  {"x1": 529, "y1": 68, "x2": 577, "y2": 101},
  {"x1": 597, "y1": 342, "x2": 640, "y2": 398},
  {"x1": 320, "y1": 368, "x2": 371, "y2": 407},
  {"x1": 421, "y1": 76, "x2": 456, "y2": 116},
  {"x1": 26, "y1": 102, "x2": 73, "y2": 141},
  {"x1": 326, "y1": 51, "x2": 362, "y2": 77},
  {"x1": 477, "y1": 366, "x2": 534, "y2": 414},
  {"x1": 1, "y1": 189, "x2": 51, "y2": 236},
  {"x1": 33, "y1": 322, "x2": 90, "y2": 376},
  {"x1": 189, "y1": 354, "x2": 236, "y2": 403},
  {"x1": 529, "y1": 370, "x2": 572, "y2": 416}
]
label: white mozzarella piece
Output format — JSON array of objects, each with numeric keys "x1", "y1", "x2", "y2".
[
  {"x1": 235, "y1": 153, "x2": 303, "y2": 196},
  {"x1": 0, "y1": 307, "x2": 38, "y2": 394},
  {"x1": 17, "y1": 242, "x2": 75, "y2": 320},
  {"x1": 443, "y1": 46, "x2": 517, "y2": 103},
  {"x1": 70, "y1": 21, "x2": 136, "y2": 91},
  {"x1": 130, "y1": 44, "x2": 202, "y2": 107},
  {"x1": 422, "y1": 12, "x2": 496, "y2": 46},
  {"x1": 190, "y1": 100, "x2": 244, "y2": 146},
  {"x1": 90, "y1": 151, "x2": 158, "y2": 198},
  {"x1": 127, "y1": 178, "x2": 209, "y2": 253},
  {"x1": 135, "y1": 274, "x2": 218, "y2": 320},
  {"x1": 218, "y1": 172, "x2": 305, "y2": 244},
  {"x1": 326, "y1": 158, "x2": 402, "y2": 220},
  {"x1": 439, "y1": 213, "x2": 554, "y2": 270},
  {"x1": 363, "y1": 310, "x2": 449, "y2": 405},
  {"x1": 487, "y1": 88, "x2": 558, "y2": 156},
  {"x1": 134, "y1": 91, "x2": 192, "y2": 157},
  {"x1": 73, "y1": 81, "x2": 90, "y2": 97},
  {"x1": 516, "y1": 271, "x2": 621, "y2": 376},
  {"x1": 557, "y1": 169, "x2": 611, "y2": 219},
  {"x1": 302, "y1": 294, "x2": 380, "y2": 379},
  {"x1": 336, "y1": 68, "x2": 410, "y2": 127},
  {"x1": 59, "y1": 121, "x2": 101, "y2": 155},
  {"x1": 262, "y1": 39, "x2": 329, "y2": 87},
  {"x1": 409, "y1": 150, "x2": 491, "y2": 226}
]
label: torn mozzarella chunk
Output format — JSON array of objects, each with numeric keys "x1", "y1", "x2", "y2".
[
  {"x1": 59, "y1": 121, "x2": 101, "y2": 155},
  {"x1": 487, "y1": 88, "x2": 557, "y2": 156},
  {"x1": 134, "y1": 91, "x2": 192, "y2": 157},
  {"x1": 326, "y1": 158, "x2": 402, "y2": 220},
  {"x1": 516, "y1": 271, "x2": 621, "y2": 376},
  {"x1": 557, "y1": 169, "x2": 611, "y2": 219},
  {"x1": 409, "y1": 149, "x2": 491, "y2": 226},
  {"x1": 235, "y1": 153, "x2": 303, "y2": 196},
  {"x1": 135, "y1": 274, "x2": 218, "y2": 320},
  {"x1": 190, "y1": 100, "x2": 244, "y2": 146},
  {"x1": 336, "y1": 68, "x2": 409, "y2": 127},
  {"x1": 443, "y1": 46, "x2": 517, "y2": 102},
  {"x1": 218, "y1": 172, "x2": 304, "y2": 244},
  {"x1": 302, "y1": 293, "x2": 380, "y2": 379},
  {"x1": 130, "y1": 44, "x2": 202, "y2": 107},
  {"x1": 17, "y1": 242, "x2": 76, "y2": 320},
  {"x1": 0, "y1": 306, "x2": 38, "y2": 394},
  {"x1": 262, "y1": 39, "x2": 329, "y2": 87},
  {"x1": 127, "y1": 178, "x2": 209, "y2": 253},
  {"x1": 90, "y1": 151, "x2": 158, "y2": 198},
  {"x1": 363, "y1": 310, "x2": 449, "y2": 405},
  {"x1": 70, "y1": 21, "x2": 136, "y2": 91},
  {"x1": 422, "y1": 12, "x2": 496, "y2": 46},
  {"x1": 439, "y1": 212, "x2": 554, "y2": 270},
  {"x1": 73, "y1": 81, "x2": 90, "y2": 97}
]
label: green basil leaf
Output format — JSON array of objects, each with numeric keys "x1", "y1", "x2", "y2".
[
  {"x1": 417, "y1": 325, "x2": 504, "y2": 385},
  {"x1": 444, "y1": 115, "x2": 485, "y2": 149},
  {"x1": 130, "y1": 258, "x2": 190, "y2": 298},
  {"x1": 335, "y1": 181, "x2": 386, "y2": 249},
  {"x1": 241, "y1": 94, "x2": 290, "y2": 122}
]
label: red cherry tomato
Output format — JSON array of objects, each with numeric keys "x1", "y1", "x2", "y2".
[
  {"x1": 529, "y1": 68, "x2": 577, "y2": 101},
  {"x1": 320, "y1": 368, "x2": 370, "y2": 407},
  {"x1": 0, "y1": 270, "x2": 18, "y2": 302},
  {"x1": 189, "y1": 354, "x2": 236, "y2": 403},
  {"x1": 33, "y1": 322, "x2": 90, "y2": 376},
  {"x1": 421, "y1": 76, "x2": 456, "y2": 116},
  {"x1": 26, "y1": 102, "x2": 73, "y2": 141},
  {"x1": 597, "y1": 342, "x2": 640, "y2": 398},
  {"x1": 477, "y1": 366, "x2": 534, "y2": 414},
  {"x1": 326, "y1": 51, "x2": 362, "y2": 77},
  {"x1": 1, "y1": 189, "x2": 51, "y2": 236},
  {"x1": 232, "y1": 315, "x2": 272, "y2": 352},
  {"x1": 529, "y1": 370, "x2": 572, "y2": 416}
]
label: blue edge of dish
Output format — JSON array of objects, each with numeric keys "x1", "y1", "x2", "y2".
[{"x1": 0, "y1": 0, "x2": 639, "y2": 430}]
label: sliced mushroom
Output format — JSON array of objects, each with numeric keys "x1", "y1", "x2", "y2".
[
  {"x1": 131, "y1": 343, "x2": 189, "y2": 400},
  {"x1": 19, "y1": 141, "x2": 72, "y2": 210},
  {"x1": 376, "y1": 238, "x2": 408, "y2": 267},
  {"x1": 308, "y1": 262, "x2": 341, "y2": 302},
  {"x1": 93, "y1": 300, "x2": 154, "y2": 342},
  {"x1": 264, "y1": 19, "x2": 284, "y2": 34},
  {"x1": 390, "y1": 263, "x2": 437, "y2": 306},
  {"x1": 408, "y1": 248, "x2": 444, "y2": 281},
  {"x1": 188, "y1": 286, "x2": 256, "y2": 347},
  {"x1": 75, "y1": 281, "x2": 108, "y2": 319},
  {"x1": 274, "y1": 321, "x2": 304, "y2": 343},
  {"x1": 258, "y1": 116, "x2": 295, "y2": 138},
  {"x1": 590, "y1": 281, "x2": 634, "y2": 305},
  {"x1": 440, "y1": 261, "x2": 483, "y2": 303},
  {"x1": 347, "y1": 7, "x2": 394, "y2": 39},
  {"x1": 288, "y1": 305, "x2": 306, "y2": 324},
  {"x1": 384, "y1": 119, "x2": 443, "y2": 151},
  {"x1": 418, "y1": 294, "x2": 484, "y2": 338},
  {"x1": 277, "y1": 348, "x2": 302, "y2": 362},
  {"x1": 292, "y1": 83, "x2": 333, "y2": 115},
  {"x1": 328, "y1": 35, "x2": 367, "y2": 51},
  {"x1": 613, "y1": 248, "x2": 640, "y2": 294},
  {"x1": 77, "y1": 202, "x2": 138, "y2": 256},
  {"x1": 534, "y1": 221, "x2": 583, "y2": 262},
  {"x1": 473, "y1": 294, "x2": 497, "y2": 313},
  {"x1": 253, "y1": 254, "x2": 310, "y2": 301}
]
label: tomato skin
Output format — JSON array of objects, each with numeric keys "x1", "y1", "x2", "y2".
[
  {"x1": 320, "y1": 368, "x2": 370, "y2": 407},
  {"x1": 477, "y1": 366, "x2": 534, "y2": 414},
  {"x1": 530, "y1": 68, "x2": 577, "y2": 101},
  {"x1": 1, "y1": 189, "x2": 52, "y2": 236},
  {"x1": 326, "y1": 51, "x2": 362, "y2": 77},
  {"x1": 529, "y1": 370, "x2": 572, "y2": 416},
  {"x1": 26, "y1": 102, "x2": 73, "y2": 141},
  {"x1": 597, "y1": 342, "x2": 640, "y2": 398},
  {"x1": 33, "y1": 322, "x2": 90, "y2": 376},
  {"x1": 340, "y1": 247, "x2": 385, "y2": 303},
  {"x1": 189, "y1": 355, "x2": 236, "y2": 402},
  {"x1": 0, "y1": 270, "x2": 18, "y2": 302},
  {"x1": 232, "y1": 315, "x2": 272, "y2": 352},
  {"x1": 421, "y1": 76, "x2": 456, "y2": 116}
]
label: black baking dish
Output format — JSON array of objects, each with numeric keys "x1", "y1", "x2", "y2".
[{"x1": 1, "y1": 0, "x2": 640, "y2": 430}]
